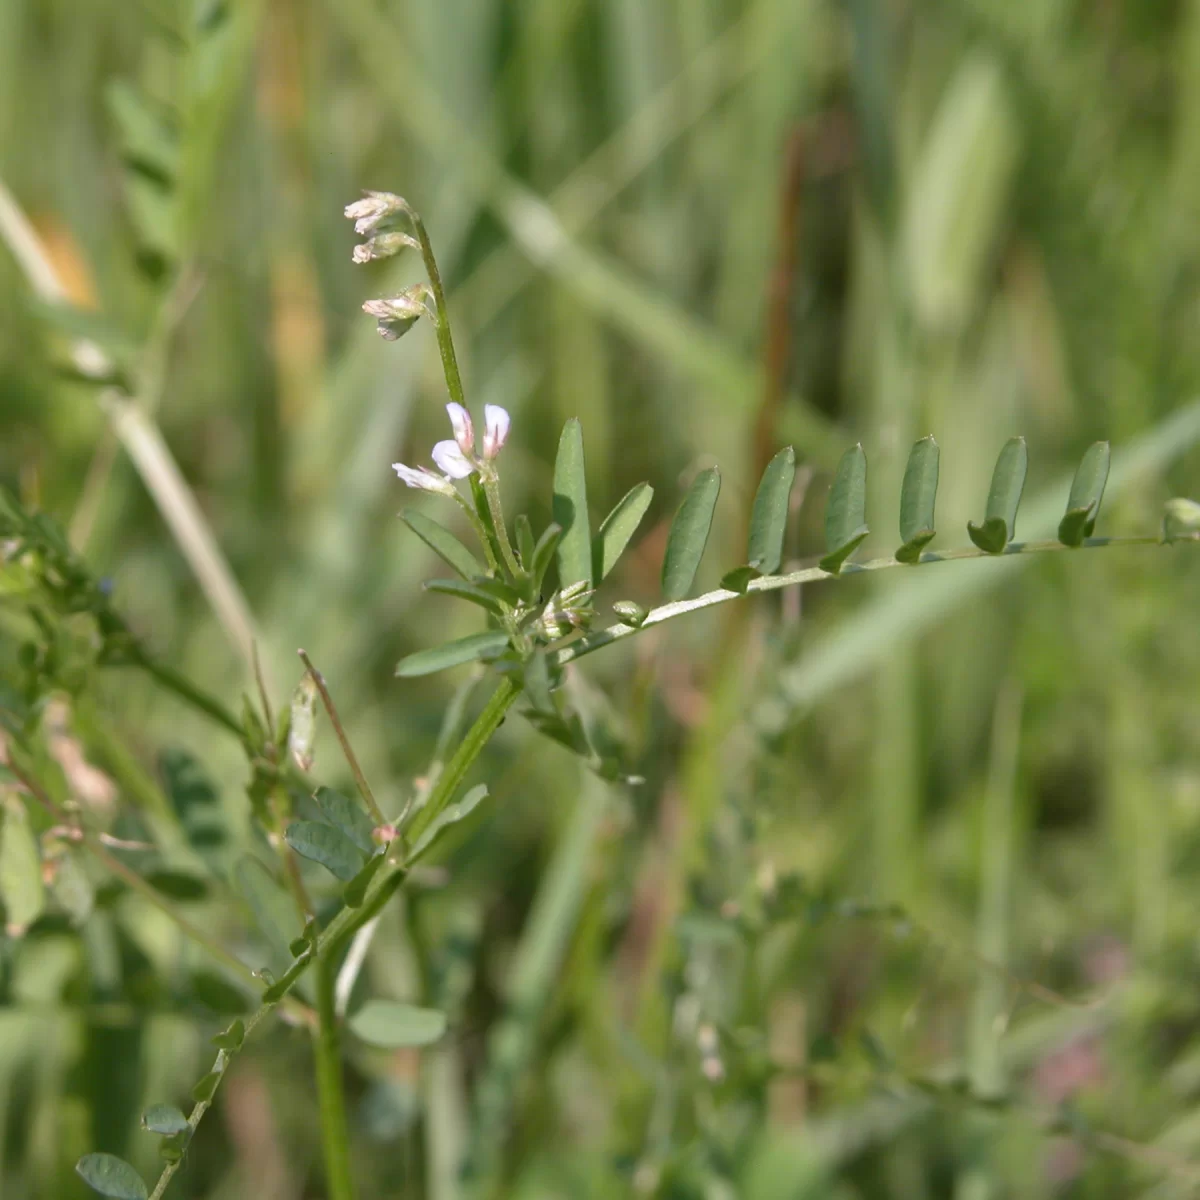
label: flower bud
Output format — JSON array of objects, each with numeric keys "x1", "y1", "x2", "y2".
[
  {"x1": 352, "y1": 232, "x2": 420, "y2": 263},
  {"x1": 446, "y1": 403, "x2": 476, "y2": 455},
  {"x1": 483, "y1": 404, "x2": 511, "y2": 459},
  {"x1": 344, "y1": 191, "x2": 406, "y2": 236}
]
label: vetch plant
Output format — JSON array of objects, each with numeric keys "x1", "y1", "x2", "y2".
[{"x1": 0, "y1": 190, "x2": 1194, "y2": 1198}]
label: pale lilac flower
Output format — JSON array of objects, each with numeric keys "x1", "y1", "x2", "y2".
[
  {"x1": 392, "y1": 462, "x2": 456, "y2": 496},
  {"x1": 483, "y1": 404, "x2": 511, "y2": 459},
  {"x1": 344, "y1": 191, "x2": 405, "y2": 236},
  {"x1": 431, "y1": 440, "x2": 475, "y2": 479},
  {"x1": 446, "y1": 403, "x2": 475, "y2": 455}
]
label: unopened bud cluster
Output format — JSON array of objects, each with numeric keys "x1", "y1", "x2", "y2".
[
  {"x1": 345, "y1": 192, "x2": 431, "y2": 339},
  {"x1": 540, "y1": 581, "x2": 594, "y2": 640}
]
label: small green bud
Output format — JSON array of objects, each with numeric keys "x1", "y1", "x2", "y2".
[
  {"x1": 612, "y1": 600, "x2": 648, "y2": 628},
  {"x1": 1162, "y1": 497, "x2": 1200, "y2": 543}
]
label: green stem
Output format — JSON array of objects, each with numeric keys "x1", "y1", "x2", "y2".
[
  {"x1": 405, "y1": 206, "x2": 467, "y2": 411},
  {"x1": 314, "y1": 955, "x2": 358, "y2": 1200},
  {"x1": 453, "y1": 490, "x2": 502, "y2": 574},
  {"x1": 481, "y1": 473, "x2": 523, "y2": 579},
  {"x1": 557, "y1": 535, "x2": 1185, "y2": 665},
  {"x1": 404, "y1": 675, "x2": 520, "y2": 844},
  {"x1": 298, "y1": 649, "x2": 385, "y2": 824},
  {"x1": 126, "y1": 652, "x2": 244, "y2": 739}
]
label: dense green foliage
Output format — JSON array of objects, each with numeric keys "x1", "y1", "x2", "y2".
[{"x1": 5, "y1": 1, "x2": 1200, "y2": 1197}]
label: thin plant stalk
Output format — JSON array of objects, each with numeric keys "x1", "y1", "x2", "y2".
[
  {"x1": 314, "y1": 955, "x2": 358, "y2": 1200},
  {"x1": 299, "y1": 648, "x2": 386, "y2": 824}
]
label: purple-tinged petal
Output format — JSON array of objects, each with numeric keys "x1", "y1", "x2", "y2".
[
  {"x1": 431, "y1": 440, "x2": 476, "y2": 479},
  {"x1": 446, "y1": 403, "x2": 475, "y2": 454},
  {"x1": 483, "y1": 405, "x2": 511, "y2": 459}
]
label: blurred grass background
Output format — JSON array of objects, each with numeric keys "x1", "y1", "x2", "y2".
[{"x1": 5, "y1": 0, "x2": 1200, "y2": 1196}]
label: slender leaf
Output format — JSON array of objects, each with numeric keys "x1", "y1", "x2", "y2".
[
  {"x1": 530, "y1": 523, "x2": 562, "y2": 590},
  {"x1": 141, "y1": 1105, "x2": 189, "y2": 1136},
  {"x1": 400, "y1": 509, "x2": 484, "y2": 580},
  {"x1": 466, "y1": 577, "x2": 522, "y2": 606},
  {"x1": 968, "y1": 436, "x2": 1028, "y2": 553},
  {"x1": 75, "y1": 1154, "x2": 148, "y2": 1199},
  {"x1": 896, "y1": 436, "x2": 939, "y2": 563},
  {"x1": 349, "y1": 1000, "x2": 447, "y2": 1048},
  {"x1": 820, "y1": 444, "x2": 869, "y2": 574},
  {"x1": 396, "y1": 631, "x2": 510, "y2": 677},
  {"x1": 423, "y1": 578, "x2": 507, "y2": 616},
  {"x1": 315, "y1": 787, "x2": 377, "y2": 855},
  {"x1": 592, "y1": 482, "x2": 654, "y2": 582},
  {"x1": 552, "y1": 418, "x2": 592, "y2": 586},
  {"x1": 343, "y1": 851, "x2": 386, "y2": 909},
  {"x1": 514, "y1": 513, "x2": 536, "y2": 568},
  {"x1": 284, "y1": 821, "x2": 365, "y2": 882},
  {"x1": 409, "y1": 784, "x2": 490, "y2": 862},
  {"x1": 747, "y1": 446, "x2": 796, "y2": 573},
  {"x1": 661, "y1": 467, "x2": 721, "y2": 601},
  {"x1": 1058, "y1": 441, "x2": 1111, "y2": 546}
]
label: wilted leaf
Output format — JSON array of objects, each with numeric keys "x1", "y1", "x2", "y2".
[{"x1": 288, "y1": 674, "x2": 318, "y2": 772}]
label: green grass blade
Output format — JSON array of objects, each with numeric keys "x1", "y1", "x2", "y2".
[
  {"x1": 1058, "y1": 440, "x2": 1110, "y2": 545},
  {"x1": 747, "y1": 446, "x2": 796, "y2": 574},
  {"x1": 661, "y1": 467, "x2": 721, "y2": 601},
  {"x1": 552, "y1": 419, "x2": 592, "y2": 587},
  {"x1": 968, "y1": 436, "x2": 1028, "y2": 553},
  {"x1": 820, "y1": 444, "x2": 869, "y2": 575},
  {"x1": 896, "y1": 436, "x2": 939, "y2": 563},
  {"x1": 592, "y1": 482, "x2": 653, "y2": 582},
  {"x1": 396, "y1": 631, "x2": 511, "y2": 677},
  {"x1": 401, "y1": 509, "x2": 485, "y2": 580}
]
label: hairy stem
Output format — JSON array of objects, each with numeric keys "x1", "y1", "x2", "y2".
[{"x1": 481, "y1": 474, "x2": 523, "y2": 578}]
